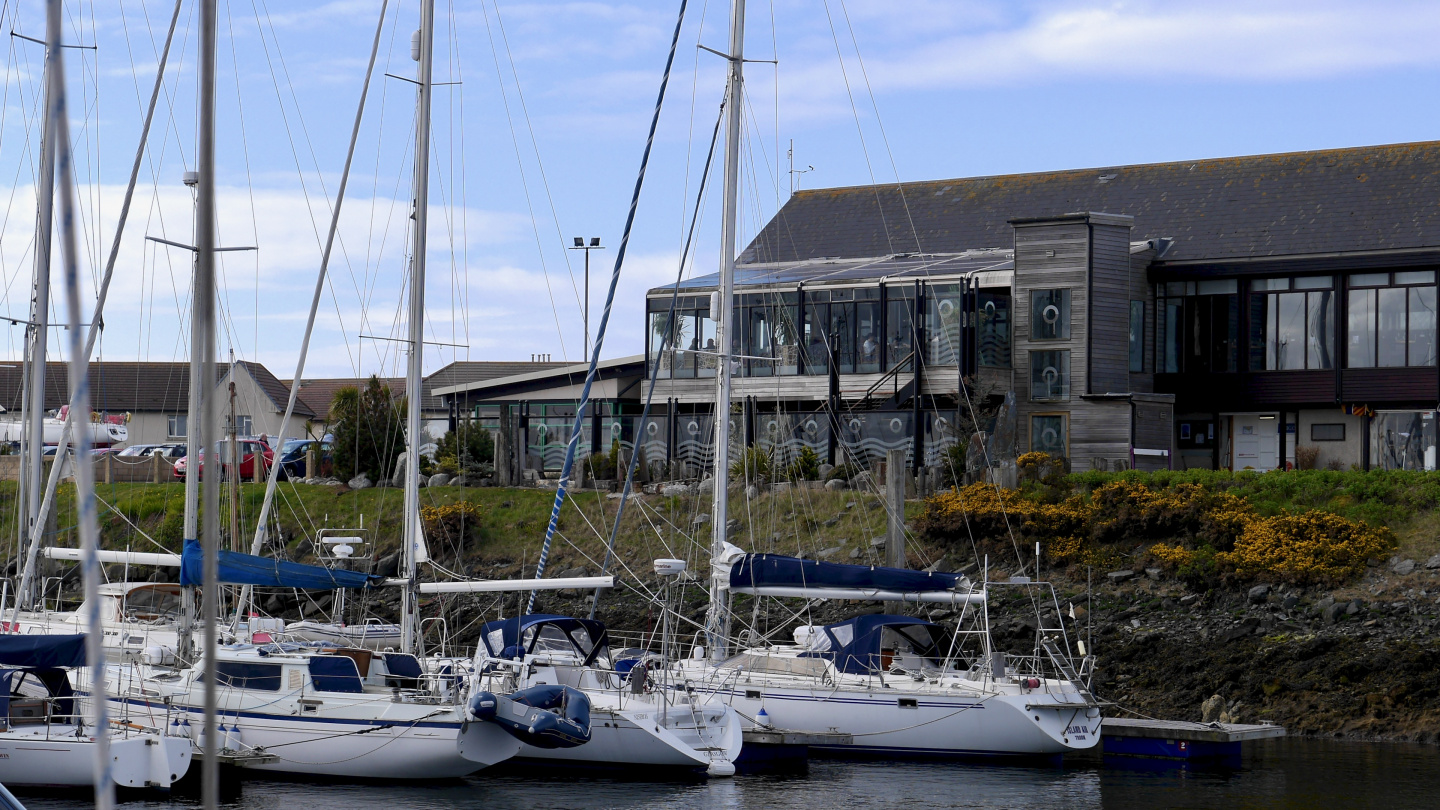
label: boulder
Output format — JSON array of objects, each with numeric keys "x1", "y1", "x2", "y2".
[
  {"x1": 822, "y1": 516, "x2": 841, "y2": 527},
  {"x1": 818, "y1": 546, "x2": 844, "y2": 559},
  {"x1": 348, "y1": 474, "x2": 373, "y2": 490},
  {"x1": 824, "y1": 479, "x2": 848, "y2": 491},
  {"x1": 1322, "y1": 601, "x2": 1348, "y2": 624},
  {"x1": 1281, "y1": 594, "x2": 1300, "y2": 611},
  {"x1": 1145, "y1": 568, "x2": 1162, "y2": 581},
  {"x1": 374, "y1": 552, "x2": 401, "y2": 578},
  {"x1": 1179, "y1": 594, "x2": 1200, "y2": 607},
  {"x1": 1248, "y1": 584, "x2": 1271, "y2": 604},
  {"x1": 849, "y1": 548, "x2": 863, "y2": 559},
  {"x1": 451, "y1": 475, "x2": 470, "y2": 487},
  {"x1": 692, "y1": 513, "x2": 712, "y2": 527},
  {"x1": 744, "y1": 485, "x2": 759, "y2": 500},
  {"x1": 697, "y1": 478, "x2": 715, "y2": 495},
  {"x1": 1392, "y1": 558, "x2": 1417, "y2": 576},
  {"x1": 818, "y1": 463, "x2": 835, "y2": 479},
  {"x1": 1106, "y1": 570, "x2": 1136, "y2": 583},
  {"x1": 428, "y1": 473, "x2": 452, "y2": 488},
  {"x1": 1426, "y1": 553, "x2": 1440, "y2": 570},
  {"x1": 661, "y1": 483, "x2": 690, "y2": 497}
]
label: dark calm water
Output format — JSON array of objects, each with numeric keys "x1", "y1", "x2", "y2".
[{"x1": 15, "y1": 738, "x2": 1440, "y2": 810}]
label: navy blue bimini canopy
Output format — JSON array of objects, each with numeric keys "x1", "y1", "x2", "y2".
[
  {"x1": 478, "y1": 615, "x2": 610, "y2": 666},
  {"x1": 0, "y1": 667, "x2": 76, "y2": 720},
  {"x1": 0, "y1": 633, "x2": 86, "y2": 668},
  {"x1": 180, "y1": 539, "x2": 383, "y2": 589},
  {"x1": 730, "y1": 554, "x2": 969, "y2": 593},
  {"x1": 804, "y1": 615, "x2": 949, "y2": 675}
]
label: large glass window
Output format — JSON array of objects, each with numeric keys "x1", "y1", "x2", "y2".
[
  {"x1": 1128, "y1": 300, "x2": 1144, "y2": 373},
  {"x1": 802, "y1": 293, "x2": 829, "y2": 375},
  {"x1": 1371, "y1": 410, "x2": 1437, "y2": 470},
  {"x1": 1156, "y1": 280, "x2": 1238, "y2": 373},
  {"x1": 1248, "y1": 277, "x2": 1335, "y2": 371},
  {"x1": 856, "y1": 289, "x2": 882, "y2": 373},
  {"x1": 1030, "y1": 289, "x2": 1071, "y2": 340},
  {"x1": 829, "y1": 291, "x2": 856, "y2": 374},
  {"x1": 977, "y1": 291, "x2": 1010, "y2": 368},
  {"x1": 646, "y1": 296, "x2": 711, "y2": 379},
  {"x1": 1346, "y1": 272, "x2": 1436, "y2": 368},
  {"x1": 1029, "y1": 350, "x2": 1070, "y2": 402},
  {"x1": 925, "y1": 284, "x2": 961, "y2": 366},
  {"x1": 885, "y1": 286, "x2": 915, "y2": 372},
  {"x1": 1030, "y1": 415, "x2": 1067, "y2": 457}
]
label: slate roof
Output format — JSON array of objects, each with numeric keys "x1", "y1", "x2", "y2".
[
  {"x1": 740, "y1": 141, "x2": 1440, "y2": 266},
  {"x1": 0, "y1": 361, "x2": 311, "y2": 416},
  {"x1": 287, "y1": 362, "x2": 573, "y2": 417}
]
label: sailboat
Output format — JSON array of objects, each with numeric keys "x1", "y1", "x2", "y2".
[
  {"x1": 663, "y1": 0, "x2": 1102, "y2": 761},
  {"x1": 0, "y1": 634, "x2": 191, "y2": 791},
  {"x1": 468, "y1": 610, "x2": 743, "y2": 775}
]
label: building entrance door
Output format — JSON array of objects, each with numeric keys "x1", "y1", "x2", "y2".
[{"x1": 1230, "y1": 414, "x2": 1278, "y2": 471}]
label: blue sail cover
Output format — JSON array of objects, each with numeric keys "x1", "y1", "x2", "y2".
[
  {"x1": 0, "y1": 633, "x2": 86, "y2": 668},
  {"x1": 180, "y1": 539, "x2": 383, "y2": 589},
  {"x1": 808, "y1": 615, "x2": 948, "y2": 675},
  {"x1": 729, "y1": 554, "x2": 969, "y2": 593}
]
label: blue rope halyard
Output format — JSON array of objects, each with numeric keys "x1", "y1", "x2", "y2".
[{"x1": 526, "y1": 0, "x2": 691, "y2": 616}]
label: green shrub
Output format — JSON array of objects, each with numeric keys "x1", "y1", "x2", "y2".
[
  {"x1": 786, "y1": 447, "x2": 821, "y2": 481},
  {"x1": 730, "y1": 446, "x2": 772, "y2": 485}
]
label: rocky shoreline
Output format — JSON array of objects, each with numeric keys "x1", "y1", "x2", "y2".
[{"x1": 1057, "y1": 555, "x2": 1440, "y2": 743}]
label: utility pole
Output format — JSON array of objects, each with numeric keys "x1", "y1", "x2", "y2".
[{"x1": 569, "y1": 237, "x2": 604, "y2": 360}]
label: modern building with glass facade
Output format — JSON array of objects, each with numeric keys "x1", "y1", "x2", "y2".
[{"x1": 440, "y1": 141, "x2": 1440, "y2": 475}]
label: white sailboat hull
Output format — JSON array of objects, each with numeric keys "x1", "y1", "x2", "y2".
[
  {"x1": 0, "y1": 726, "x2": 191, "y2": 789},
  {"x1": 691, "y1": 681, "x2": 1099, "y2": 758}
]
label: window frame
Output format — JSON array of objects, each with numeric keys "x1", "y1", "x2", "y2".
[
  {"x1": 1029, "y1": 413, "x2": 1069, "y2": 458},
  {"x1": 1344, "y1": 271, "x2": 1437, "y2": 368},
  {"x1": 1029, "y1": 349, "x2": 1071, "y2": 402},
  {"x1": 1029, "y1": 289, "x2": 1072, "y2": 341},
  {"x1": 1310, "y1": 423, "x2": 1346, "y2": 442}
]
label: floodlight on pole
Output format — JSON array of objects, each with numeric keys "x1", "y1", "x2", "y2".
[{"x1": 568, "y1": 237, "x2": 605, "y2": 360}]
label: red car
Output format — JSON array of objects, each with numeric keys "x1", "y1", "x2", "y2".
[{"x1": 173, "y1": 439, "x2": 274, "y2": 481}]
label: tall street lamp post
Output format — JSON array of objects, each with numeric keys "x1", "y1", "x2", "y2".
[{"x1": 570, "y1": 237, "x2": 604, "y2": 360}]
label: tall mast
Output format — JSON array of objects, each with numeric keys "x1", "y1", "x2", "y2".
[
  {"x1": 196, "y1": 0, "x2": 221, "y2": 804},
  {"x1": 20, "y1": 9, "x2": 58, "y2": 609},
  {"x1": 177, "y1": 165, "x2": 201, "y2": 664},
  {"x1": 401, "y1": 0, "x2": 436, "y2": 655},
  {"x1": 705, "y1": 0, "x2": 745, "y2": 664}
]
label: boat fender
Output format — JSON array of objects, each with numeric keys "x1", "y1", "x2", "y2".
[
  {"x1": 756, "y1": 707, "x2": 772, "y2": 728},
  {"x1": 707, "y1": 761, "x2": 737, "y2": 778},
  {"x1": 1022, "y1": 678, "x2": 1041, "y2": 690}
]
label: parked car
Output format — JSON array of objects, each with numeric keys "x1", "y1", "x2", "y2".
[
  {"x1": 277, "y1": 439, "x2": 332, "y2": 480},
  {"x1": 116, "y1": 443, "x2": 161, "y2": 457},
  {"x1": 173, "y1": 439, "x2": 273, "y2": 481}
]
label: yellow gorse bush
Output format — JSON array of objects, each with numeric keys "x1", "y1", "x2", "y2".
[
  {"x1": 916, "y1": 479, "x2": 1393, "y2": 585},
  {"x1": 421, "y1": 501, "x2": 485, "y2": 544},
  {"x1": 1217, "y1": 511, "x2": 1393, "y2": 585}
]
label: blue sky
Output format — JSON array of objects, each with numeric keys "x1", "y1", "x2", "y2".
[{"x1": 0, "y1": 0, "x2": 1438, "y2": 382}]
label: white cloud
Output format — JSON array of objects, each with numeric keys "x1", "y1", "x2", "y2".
[{"x1": 780, "y1": 0, "x2": 1440, "y2": 100}]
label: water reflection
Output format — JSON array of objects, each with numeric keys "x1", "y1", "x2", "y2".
[{"x1": 14, "y1": 738, "x2": 1440, "y2": 810}]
